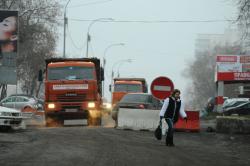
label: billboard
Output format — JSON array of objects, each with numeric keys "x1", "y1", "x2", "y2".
[
  {"x1": 0, "y1": 10, "x2": 18, "y2": 84},
  {"x1": 216, "y1": 55, "x2": 250, "y2": 81}
]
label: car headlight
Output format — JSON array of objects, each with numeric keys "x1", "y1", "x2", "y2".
[
  {"x1": 34, "y1": 104, "x2": 38, "y2": 109},
  {"x1": 88, "y1": 102, "x2": 95, "y2": 108},
  {"x1": 48, "y1": 103, "x2": 55, "y2": 109},
  {"x1": 0, "y1": 112, "x2": 12, "y2": 116}
]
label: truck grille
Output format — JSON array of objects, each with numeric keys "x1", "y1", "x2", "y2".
[
  {"x1": 56, "y1": 94, "x2": 86, "y2": 102},
  {"x1": 62, "y1": 105, "x2": 81, "y2": 110}
]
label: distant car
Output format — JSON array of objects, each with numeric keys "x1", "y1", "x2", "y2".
[
  {"x1": 222, "y1": 100, "x2": 249, "y2": 112},
  {"x1": 0, "y1": 94, "x2": 43, "y2": 118},
  {"x1": 204, "y1": 96, "x2": 228, "y2": 113},
  {"x1": 205, "y1": 97, "x2": 216, "y2": 112},
  {"x1": 0, "y1": 106, "x2": 25, "y2": 130},
  {"x1": 223, "y1": 102, "x2": 250, "y2": 116},
  {"x1": 223, "y1": 98, "x2": 249, "y2": 110},
  {"x1": 111, "y1": 93, "x2": 163, "y2": 122}
]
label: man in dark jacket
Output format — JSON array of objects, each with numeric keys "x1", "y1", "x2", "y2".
[{"x1": 159, "y1": 89, "x2": 187, "y2": 146}]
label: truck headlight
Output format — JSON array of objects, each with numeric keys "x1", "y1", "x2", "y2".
[
  {"x1": 88, "y1": 102, "x2": 95, "y2": 108},
  {"x1": 48, "y1": 103, "x2": 55, "y2": 109}
]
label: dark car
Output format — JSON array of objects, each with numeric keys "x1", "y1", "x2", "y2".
[
  {"x1": 223, "y1": 102, "x2": 250, "y2": 116},
  {"x1": 222, "y1": 100, "x2": 248, "y2": 112},
  {"x1": 111, "y1": 93, "x2": 163, "y2": 121}
]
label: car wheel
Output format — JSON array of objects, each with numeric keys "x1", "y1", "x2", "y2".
[{"x1": 0, "y1": 126, "x2": 11, "y2": 132}]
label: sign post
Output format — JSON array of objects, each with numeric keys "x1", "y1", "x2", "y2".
[{"x1": 150, "y1": 76, "x2": 174, "y2": 100}]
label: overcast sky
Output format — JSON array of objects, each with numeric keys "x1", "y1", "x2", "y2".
[{"x1": 57, "y1": 0, "x2": 237, "y2": 101}]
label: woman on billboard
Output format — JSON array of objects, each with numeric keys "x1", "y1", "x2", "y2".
[
  {"x1": 0, "y1": 11, "x2": 17, "y2": 53},
  {"x1": 0, "y1": 10, "x2": 18, "y2": 66}
]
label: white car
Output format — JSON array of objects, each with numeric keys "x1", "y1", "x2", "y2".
[{"x1": 0, "y1": 106, "x2": 26, "y2": 130}]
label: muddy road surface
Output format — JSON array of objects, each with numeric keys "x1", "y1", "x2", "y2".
[{"x1": 0, "y1": 117, "x2": 250, "y2": 166}]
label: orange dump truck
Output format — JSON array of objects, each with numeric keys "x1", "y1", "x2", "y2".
[
  {"x1": 111, "y1": 78, "x2": 148, "y2": 107},
  {"x1": 39, "y1": 58, "x2": 104, "y2": 126}
]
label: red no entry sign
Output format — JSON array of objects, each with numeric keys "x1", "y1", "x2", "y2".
[{"x1": 150, "y1": 76, "x2": 174, "y2": 100}]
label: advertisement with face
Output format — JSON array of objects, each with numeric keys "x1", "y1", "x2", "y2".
[{"x1": 0, "y1": 10, "x2": 18, "y2": 84}]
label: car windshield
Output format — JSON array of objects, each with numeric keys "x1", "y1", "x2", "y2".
[
  {"x1": 120, "y1": 94, "x2": 149, "y2": 103},
  {"x1": 114, "y1": 84, "x2": 142, "y2": 93},
  {"x1": 48, "y1": 66, "x2": 95, "y2": 81}
]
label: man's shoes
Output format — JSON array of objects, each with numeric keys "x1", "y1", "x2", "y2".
[
  {"x1": 165, "y1": 136, "x2": 170, "y2": 146},
  {"x1": 166, "y1": 136, "x2": 175, "y2": 147},
  {"x1": 165, "y1": 142, "x2": 175, "y2": 146},
  {"x1": 168, "y1": 143, "x2": 175, "y2": 147}
]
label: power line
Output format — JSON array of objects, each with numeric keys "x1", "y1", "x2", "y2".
[
  {"x1": 68, "y1": 0, "x2": 113, "y2": 8},
  {"x1": 66, "y1": 25, "x2": 84, "y2": 51},
  {"x1": 69, "y1": 18, "x2": 236, "y2": 23},
  {"x1": 27, "y1": 16, "x2": 237, "y2": 24}
]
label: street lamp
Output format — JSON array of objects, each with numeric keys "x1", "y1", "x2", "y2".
[
  {"x1": 63, "y1": 0, "x2": 71, "y2": 58},
  {"x1": 110, "y1": 59, "x2": 133, "y2": 92},
  {"x1": 117, "y1": 60, "x2": 131, "y2": 77},
  {"x1": 103, "y1": 43, "x2": 125, "y2": 66},
  {"x1": 102, "y1": 43, "x2": 125, "y2": 96},
  {"x1": 86, "y1": 18, "x2": 113, "y2": 57}
]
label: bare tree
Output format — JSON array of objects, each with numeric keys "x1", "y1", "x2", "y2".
[
  {"x1": 237, "y1": 0, "x2": 250, "y2": 39},
  {"x1": 184, "y1": 44, "x2": 244, "y2": 109},
  {"x1": 0, "y1": 0, "x2": 62, "y2": 99}
]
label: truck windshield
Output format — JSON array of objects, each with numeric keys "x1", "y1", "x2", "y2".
[
  {"x1": 114, "y1": 84, "x2": 142, "y2": 92},
  {"x1": 48, "y1": 66, "x2": 95, "y2": 81},
  {"x1": 120, "y1": 94, "x2": 149, "y2": 103}
]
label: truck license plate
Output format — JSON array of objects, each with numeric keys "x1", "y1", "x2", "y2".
[{"x1": 65, "y1": 109, "x2": 78, "y2": 112}]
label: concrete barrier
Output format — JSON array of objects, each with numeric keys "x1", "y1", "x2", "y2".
[
  {"x1": 117, "y1": 108, "x2": 161, "y2": 131},
  {"x1": 216, "y1": 116, "x2": 250, "y2": 134},
  {"x1": 117, "y1": 108, "x2": 200, "y2": 132}
]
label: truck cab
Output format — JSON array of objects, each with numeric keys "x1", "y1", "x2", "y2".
[
  {"x1": 42, "y1": 58, "x2": 103, "y2": 126},
  {"x1": 111, "y1": 78, "x2": 148, "y2": 107}
]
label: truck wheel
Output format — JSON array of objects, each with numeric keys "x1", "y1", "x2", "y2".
[
  {"x1": 88, "y1": 117, "x2": 102, "y2": 126},
  {"x1": 96, "y1": 117, "x2": 102, "y2": 126},
  {"x1": 87, "y1": 116, "x2": 92, "y2": 126},
  {"x1": 45, "y1": 115, "x2": 63, "y2": 127}
]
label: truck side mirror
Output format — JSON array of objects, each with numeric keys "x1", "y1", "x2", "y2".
[
  {"x1": 100, "y1": 67, "x2": 104, "y2": 81},
  {"x1": 38, "y1": 70, "x2": 43, "y2": 82},
  {"x1": 109, "y1": 84, "x2": 111, "y2": 92},
  {"x1": 145, "y1": 86, "x2": 148, "y2": 93}
]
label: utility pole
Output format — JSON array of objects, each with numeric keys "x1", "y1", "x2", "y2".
[
  {"x1": 63, "y1": 12, "x2": 67, "y2": 58},
  {"x1": 63, "y1": 0, "x2": 71, "y2": 58},
  {"x1": 86, "y1": 33, "x2": 90, "y2": 58}
]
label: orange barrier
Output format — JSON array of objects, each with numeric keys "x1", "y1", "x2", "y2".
[{"x1": 174, "y1": 111, "x2": 200, "y2": 132}]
